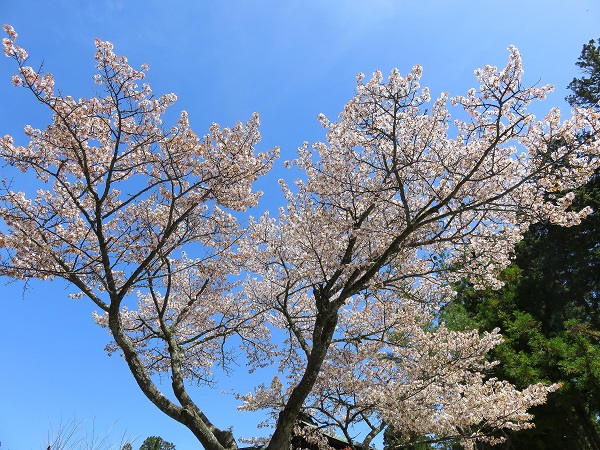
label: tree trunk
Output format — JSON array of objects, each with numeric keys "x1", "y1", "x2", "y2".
[
  {"x1": 573, "y1": 399, "x2": 600, "y2": 450},
  {"x1": 266, "y1": 304, "x2": 339, "y2": 450},
  {"x1": 108, "y1": 304, "x2": 236, "y2": 450}
]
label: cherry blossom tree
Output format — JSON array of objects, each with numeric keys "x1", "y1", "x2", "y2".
[
  {"x1": 2, "y1": 25, "x2": 600, "y2": 450},
  {"x1": 235, "y1": 52, "x2": 600, "y2": 449},
  {"x1": 0, "y1": 25, "x2": 277, "y2": 450}
]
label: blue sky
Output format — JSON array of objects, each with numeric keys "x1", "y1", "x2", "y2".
[{"x1": 0, "y1": 1, "x2": 599, "y2": 449}]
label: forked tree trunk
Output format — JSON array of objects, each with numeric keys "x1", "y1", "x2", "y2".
[{"x1": 267, "y1": 305, "x2": 339, "y2": 450}]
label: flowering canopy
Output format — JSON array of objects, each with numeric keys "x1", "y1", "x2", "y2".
[{"x1": 2, "y1": 25, "x2": 599, "y2": 450}]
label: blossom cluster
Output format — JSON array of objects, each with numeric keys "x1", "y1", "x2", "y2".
[{"x1": 0, "y1": 26, "x2": 277, "y2": 387}]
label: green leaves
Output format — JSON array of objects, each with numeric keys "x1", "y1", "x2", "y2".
[
  {"x1": 138, "y1": 436, "x2": 176, "y2": 450},
  {"x1": 567, "y1": 39, "x2": 600, "y2": 108}
]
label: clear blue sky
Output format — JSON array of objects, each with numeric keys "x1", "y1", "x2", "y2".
[{"x1": 0, "y1": 1, "x2": 599, "y2": 449}]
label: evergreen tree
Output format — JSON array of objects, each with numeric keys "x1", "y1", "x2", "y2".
[
  {"x1": 139, "y1": 436, "x2": 176, "y2": 450},
  {"x1": 568, "y1": 39, "x2": 600, "y2": 108}
]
